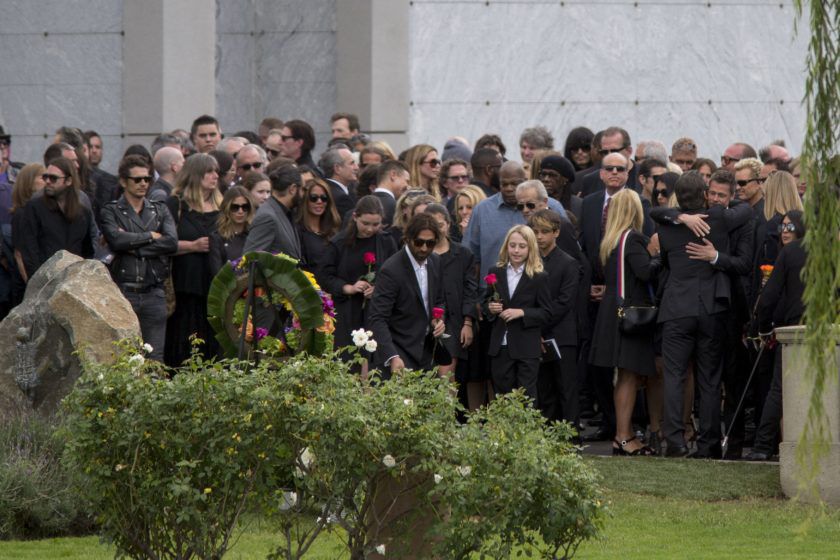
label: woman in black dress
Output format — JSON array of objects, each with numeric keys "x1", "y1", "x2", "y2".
[
  {"x1": 424, "y1": 203, "x2": 478, "y2": 383},
  {"x1": 296, "y1": 177, "x2": 342, "y2": 287},
  {"x1": 164, "y1": 153, "x2": 222, "y2": 367},
  {"x1": 209, "y1": 186, "x2": 254, "y2": 276},
  {"x1": 589, "y1": 189, "x2": 659, "y2": 456},
  {"x1": 322, "y1": 195, "x2": 398, "y2": 353}
]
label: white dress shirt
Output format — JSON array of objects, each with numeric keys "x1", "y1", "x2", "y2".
[
  {"x1": 406, "y1": 246, "x2": 429, "y2": 316},
  {"x1": 502, "y1": 262, "x2": 524, "y2": 346}
]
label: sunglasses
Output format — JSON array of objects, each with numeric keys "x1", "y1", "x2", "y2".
[
  {"x1": 42, "y1": 173, "x2": 66, "y2": 183},
  {"x1": 673, "y1": 159, "x2": 695, "y2": 167},
  {"x1": 538, "y1": 170, "x2": 561, "y2": 179},
  {"x1": 447, "y1": 174, "x2": 469, "y2": 182},
  {"x1": 516, "y1": 202, "x2": 538, "y2": 211},
  {"x1": 238, "y1": 162, "x2": 263, "y2": 172},
  {"x1": 571, "y1": 145, "x2": 589, "y2": 153},
  {"x1": 721, "y1": 155, "x2": 741, "y2": 166},
  {"x1": 126, "y1": 175, "x2": 153, "y2": 184},
  {"x1": 778, "y1": 223, "x2": 796, "y2": 233},
  {"x1": 650, "y1": 174, "x2": 664, "y2": 184},
  {"x1": 736, "y1": 177, "x2": 766, "y2": 187},
  {"x1": 230, "y1": 203, "x2": 251, "y2": 212},
  {"x1": 266, "y1": 148, "x2": 280, "y2": 158},
  {"x1": 653, "y1": 189, "x2": 669, "y2": 198},
  {"x1": 281, "y1": 135, "x2": 296, "y2": 142},
  {"x1": 308, "y1": 194, "x2": 329, "y2": 203},
  {"x1": 412, "y1": 238, "x2": 437, "y2": 249},
  {"x1": 423, "y1": 158, "x2": 441, "y2": 168},
  {"x1": 603, "y1": 165, "x2": 627, "y2": 173},
  {"x1": 598, "y1": 146, "x2": 627, "y2": 156}
]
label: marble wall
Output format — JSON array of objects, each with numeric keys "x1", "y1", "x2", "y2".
[{"x1": 408, "y1": 0, "x2": 809, "y2": 161}]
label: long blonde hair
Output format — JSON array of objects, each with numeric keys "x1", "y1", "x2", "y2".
[
  {"x1": 763, "y1": 170, "x2": 803, "y2": 221},
  {"x1": 405, "y1": 144, "x2": 441, "y2": 199},
  {"x1": 600, "y1": 189, "x2": 644, "y2": 266},
  {"x1": 497, "y1": 225, "x2": 544, "y2": 277}
]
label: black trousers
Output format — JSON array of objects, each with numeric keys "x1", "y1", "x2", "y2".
[
  {"x1": 537, "y1": 345, "x2": 579, "y2": 426},
  {"x1": 491, "y1": 347, "x2": 540, "y2": 406},
  {"x1": 721, "y1": 314, "x2": 751, "y2": 452},
  {"x1": 752, "y1": 348, "x2": 783, "y2": 455},
  {"x1": 662, "y1": 311, "x2": 726, "y2": 455},
  {"x1": 584, "y1": 301, "x2": 616, "y2": 433}
]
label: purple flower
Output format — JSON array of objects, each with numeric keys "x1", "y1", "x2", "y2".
[{"x1": 254, "y1": 327, "x2": 269, "y2": 342}]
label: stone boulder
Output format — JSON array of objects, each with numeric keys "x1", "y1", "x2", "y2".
[{"x1": 0, "y1": 251, "x2": 140, "y2": 417}]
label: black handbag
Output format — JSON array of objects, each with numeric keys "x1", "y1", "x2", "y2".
[{"x1": 616, "y1": 230, "x2": 658, "y2": 334}]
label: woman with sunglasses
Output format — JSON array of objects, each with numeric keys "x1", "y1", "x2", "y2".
[
  {"x1": 296, "y1": 177, "x2": 342, "y2": 285},
  {"x1": 563, "y1": 127, "x2": 595, "y2": 172},
  {"x1": 746, "y1": 210, "x2": 806, "y2": 461},
  {"x1": 242, "y1": 171, "x2": 271, "y2": 207},
  {"x1": 322, "y1": 195, "x2": 398, "y2": 356},
  {"x1": 405, "y1": 144, "x2": 441, "y2": 199},
  {"x1": 209, "y1": 186, "x2": 255, "y2": 276},
  {"x1": 651, "y1": 172, "x2": 680, "y2": 208},
  {"x1": 164, "y1": 153, "x2": 223, "y2": 367},
  {"x1": 759, "y1": 171, "x2": 803, "y2": 267},
  {"x1": 8, "y1": 163, "x2": 45, "y2": 304}
]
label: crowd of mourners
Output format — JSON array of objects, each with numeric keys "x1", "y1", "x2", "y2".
[{"x1": 0, "y1": 114, "x2": 814, "y2": 460}]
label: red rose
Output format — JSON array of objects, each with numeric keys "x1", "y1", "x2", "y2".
[
  {"x1": 484, "y1": 273, "x2": 497, "y2": 286},
  {"x1": 363, "y1": 252, "x2": 376, "y2": 266},
  {"x1": 432, "y1": 307, "x2": 444, "y2": 320}
]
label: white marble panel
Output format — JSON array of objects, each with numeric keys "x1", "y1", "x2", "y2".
[
  {"x1": 216, "y1": 33, "x2": 257, "y2": 132},
  {"x1": 44, "y1": 34, "x2": 122, "y2": 85},
  {"x1": 0, "y1": 34, "x2": 45, "y2": 85},
  {"x1": 0, "y1": 0, "x2": 122, "y2": 34},
  {"x1": 256, "y1": 0, "x2": 336, "y2": 32},
  {"x1": 258, "y1": 80, "x2": 336, "y2": 137},
  {"x1": 0, "y1": 85, "x2": 47, "y2": 136},
  {"x1": 256, "y1": 31, "x2": 335, "y2": 84},
  {"x1": 216, "y1": 0, "x2": 256, "y2": 34},
  {"x1": 44, "y1": 84, "x2": 122, "y2": 136},
  {"x1": 97, "y1": 135, "x2": 128, "y2": 174}
]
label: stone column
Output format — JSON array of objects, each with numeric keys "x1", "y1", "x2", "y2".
[
  {"x1": 776, "y1": 325, "x2": 840, "y2": 505},
  {"x1": 123, "y1": 0, "x2": 216, "y2": 145},
  {"x1": 336, "y1": 0, "x2": 409, "y2": 152}
]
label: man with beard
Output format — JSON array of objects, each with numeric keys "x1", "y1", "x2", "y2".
[
  {"x1": 469, "y1": 148, "x2": 503, "y2": 197},
  {"x1": 243, "y1": 163, "x2": 302, "y2": 259},
  {"x1": 18, "y1": 156, "x2": 95, "y2": 278}
]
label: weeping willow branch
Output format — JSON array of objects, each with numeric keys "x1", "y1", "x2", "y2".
[{"x1": 793, "y1": 0, "x2": 840, "y2": 497}]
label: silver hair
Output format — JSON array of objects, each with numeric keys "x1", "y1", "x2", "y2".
[
  {"x1": 236, "y1": 143, "x2": 267, "y2": 164},
  {"x1": 217, "y1": 136, "x2": 249, "y2": 153},
  {"x1": 516, "y1": 179, "x2": 548, "y2": 201},
  {"x1": 151, "y1": 133, "x2": 182, "y2": 155},
  {"x1": 519, "y1": 126, "x2": 554, "y2": 149},
  {"x1": 639, "y1": 140, "x2": 668, "y2": 163},
  {"x1": 319, "y1": 148, "x2": 349, "y2": 179}
]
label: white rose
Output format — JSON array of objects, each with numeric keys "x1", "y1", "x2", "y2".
[
  {"x1": 143, "y1": 343, "x2": 153, "y2": 354},
  {"x1": 375, "y1": 544, "x2": 386, "y2": 555},
  {"x1": 434, "y1": 474, "x2": 443, "y2": 484},
  {"x1": 279, "y1": 491, "x2": 297, "y2": 511},
  {"x1": 456, "y1": 465, "x2": 472, "y2": 477},
  {"x1": 299, "y1": 447, "x2": 314, "y2": 468},
  {"x1": 128, "y1": 354, "x2": 145, "y2": 368},
  {"x1": 382, "y1": 454, "x2": 396, "y2": 468},
  {"x1": 364, "y1": 339, "x2": 378, "y2": 353},
  {"x1": 403, "y1": 398, "x2": 413, "y2": 406},
  {"x1": 351, "y1": 329, "x2": 369, "y2": 347}
]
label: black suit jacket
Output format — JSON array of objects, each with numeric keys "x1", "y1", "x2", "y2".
[
  {"x1": 373, "y1": 190, "x2": 397, "y2": 226},
  {"x1": 482, "y1": 266, "x2": 552, "y2": 360},
  {"x1": 367, "y1": 249, "x2": 444, "y2": 370},
  {"x1": 757, "y1": 239, "x2": 805, "y2": 331},
  {"x1": 325, "y1": 178, "x2": 355, "y2": 219},
  {"x1": 655, "y1": 203, "x2": 752, "y2": 321},
  {"x1": 541, "y1": 247, "x2": 580, "y2": 347}
]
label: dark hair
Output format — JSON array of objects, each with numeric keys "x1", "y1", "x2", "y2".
[
  {"x1": 356, "y1": 164, "x2": 380, "y2": 198},
  {"x1": 191, "y1": 114, "x2": 220, "y2": 137},
  {"x1": 474, "y1": 133, "x2": 507, "y2": 156},
  {"x1": 471, "y1": 148, "x2": 501, "y2": 173},
  {"x1": 638, "y1": 158, "x2": 667, "y2": 179},
  {"x1": 438, "y1": 158, "x2": 471, "y2": 193},
  {"x1": 209, "y1": 149, "x2": 234, "y2": 177},
  {"x1": 763, "y1": 157, "x2": 791, "y2": 173},
  {"x1": 423, "y1": 202, "x2": 450, "y2": 222},
  {"x1": 217, "y1": 186, "x2": 256, "y2": 239},
  {"x1": 404, "y1": 213, "x2": 442, "y2": 246},
  {"x1": 298, "y1": 178, "x2": 341, "y2": 238},
  {"x1": 562, "y1": 127, "x2": 594, "y2": 168},
  {"x1": 600, "y1": 126, "x2": 631, "y2": 149},
  {"x1": 783, "y1": 209, "x2": 805, "y2": 239},
  {"x1": 653, "y1": 172, "x2": 680, "y2": 207},
  {"x1": 55, "y1": 127, "x2": 84, "y2": 149},
  {"x1": 376, "y1": 160, "x2": 409, "y2": 185},
  {"x1": 123, "y1": 144, "x2": 153, "y2": 166},
  {"x1": 43, "y1": 156, "x2": 82, "y2": 221},
  {"x1": 260, "y1": 117, "x2": 284, "y2": 131},
  {"x1": 118, "y1": 155, "x2": 153, "y2": 178},
  {"x1": 691, "y1": 157, "x2": 718, "y2": 174},
  {"x1": 330, "y1": 112, "x2": 360, "y2": 132},
  {"x1": 242, "y1": 171, "x2": 269, "y2": 192},
  {"x1": 674, "y1": 171, "x2": 707, "y2": 211},
  {"x1": 234, "y1": 130, "x2": 261, "y2": 146},
  {"x1": 283, "y1": 119, "x2": 315, "y2": 156},
  {"x1": 268, "y1": 163, "x2": 302, "y2": 194},
  {"x1": 709, "y1": 168, "x2": 736, "y2": 195},
  {"x1": 83, "y1": 130, "x2": 101, "y2": 145},
  {"x1": 43, "y1": 142, "x2": 73, "y2": 166},
  {"x1": 343, "y1": 195, "x2": 385, "y2": 246}
]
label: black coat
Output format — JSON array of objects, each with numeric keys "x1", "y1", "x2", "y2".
[
  {"x1": 325, "y1": 178, "x2": 356, "y2": 220},
  {"x1": 373, "y1": 190, "x2": 397, "y2": 226},
  {"x1": 589, "y1": 230, "x2": 658, "y2": 376},
  {"x1": 208, "y1": 230, "x2": 247, "y2": 277},
  {"x1": 438, "y1": 242, "x2": 478, "y2": 359},
  {"x1": 541, "y1": 246, "x2": 580, "y2": 348},
  {"x1": 758, "y1": 239, "x2": 805, "y2": 332},
  {"x1": 367, "y1": 249, "x2": 445, "y2": 370},
  {"x1": 482, "y1": 265, "x2": 552, "y2": 360}
]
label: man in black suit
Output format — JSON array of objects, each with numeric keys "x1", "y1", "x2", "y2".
[
  {"x1": 655, "y1": 171, "x2": 752, "y2": 458},
  {"x1": 372, "y1": 160, "x2": 410, "y2": 227},
  {"x1": 529, "y1": 209, "x2": 581, "y2": 426},
  {"x1": 368, "y1": 213, "x2": 446, "y2": 377},
  {"x1": 320, "y1": 147, "x2": 358, "y2": 218},
  {"x1": 243, "y1": 163, "x2": 302, "y2": 259},
  {"x1": 578, "y1": 127, "x2": 639, "y2": 197}
]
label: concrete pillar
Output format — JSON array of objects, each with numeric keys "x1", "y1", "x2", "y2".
[
  {"x1": 123, "y1": 0, "x2": 216, "y2": 143},
  {"x1": 776, "y1": 325, "x2": 840, "y2": 505},
  {"x1": 336, "y1": 0, "x2": 409, "y2": 152}
]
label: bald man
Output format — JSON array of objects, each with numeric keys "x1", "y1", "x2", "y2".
[{"x1": 149, "y1": 146, "x2": 184, "y2": 202}]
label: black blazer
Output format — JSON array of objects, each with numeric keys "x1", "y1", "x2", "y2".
[
  {"x1": 439, "y1": 242, "x2": 478, "y2": 357},
  {"x1": 367, "y1": 249, "x2": 444, "y2": 370},
  {"x1": 541, "y1": 247, "x2": 580, "y2": 347},
  {"x1": 757, "y1": 239, "x2": 805, "y2": 332},
  {"x1": 654, "y1": 202, "x2": 752, "y2": 321},
  {"x1": 373, "y1": 190, "x2": 397, "y2": 226},
  {"x1": 482, "y1": 265, "x2": 552, "y2": 360},
  {"x1": 325, "y1": 178, "x2": 355, "y2": 219}
]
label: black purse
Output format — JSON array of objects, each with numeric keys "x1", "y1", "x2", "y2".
[{"x1": 616, "y1": 230, "x2": 658, "y2": 334}]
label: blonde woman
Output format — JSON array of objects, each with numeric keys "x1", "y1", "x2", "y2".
[
  {"x1": 164, "y1": 153, "x2": 223, "y2": 366},
  {"x1": 760, "y1": 170, "x2": 803, "y2": 267},
  {"x1": 453, "y1": 185, "x2": 487, "y2": 239},
  {"x1": 405, "y1": 144, "x2": 441, "y2": 199},
  {"x1": 483, "y1": 225, "x2": 552, "y2": 405},
  {"x1": 209, "y1": 186, "x2": 255, "y2": 276},
  {"x1": 589, "y1": 189, "x2": 658, "y2": 456}
]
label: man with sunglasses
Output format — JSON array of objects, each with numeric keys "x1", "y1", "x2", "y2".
[
  {"x1": 278, "y1": 119, "x2": 322, "y2": 176},
  {"x1": 638, "y1": 158, "x2": 668, "y2": 204},
  {"x1": 234, "y1": 144, "x2": 268, "y2": 183},
  {"x1": 368, "y1": 213, "x2": 447, "y2": 377},
  {"x1": 720, "y1": 142, "x2": 757, "y2": 172},
  {"x1": 578, "y1": 127, "x2": 638, "y2": 198},
  {"x1": 100, "y1": 155, "x2": 178, "y2": 362}
]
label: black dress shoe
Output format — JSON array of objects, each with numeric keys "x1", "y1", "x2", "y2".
[
  {"x1": 664, "y1": 444, "x2": 689, "y2": 458},
  {"x1": 744, "y1": 451, "x2": 772, "y2": 461},
  {"x1": 582, "y1": 427, "x2": 614, "y2": 442}
]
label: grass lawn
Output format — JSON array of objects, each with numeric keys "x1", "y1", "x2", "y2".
[{"x1": 2, "y1": 458, "x2": 838, "y2": 559}]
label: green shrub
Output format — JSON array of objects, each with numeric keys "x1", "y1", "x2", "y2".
[{"x1": 0, "y1": 413, "x2": 94, "y2": 540}]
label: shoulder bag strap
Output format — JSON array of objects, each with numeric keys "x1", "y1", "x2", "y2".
[{"x1": 616, "y1": 230, "x2": 631, "y2": 305}]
